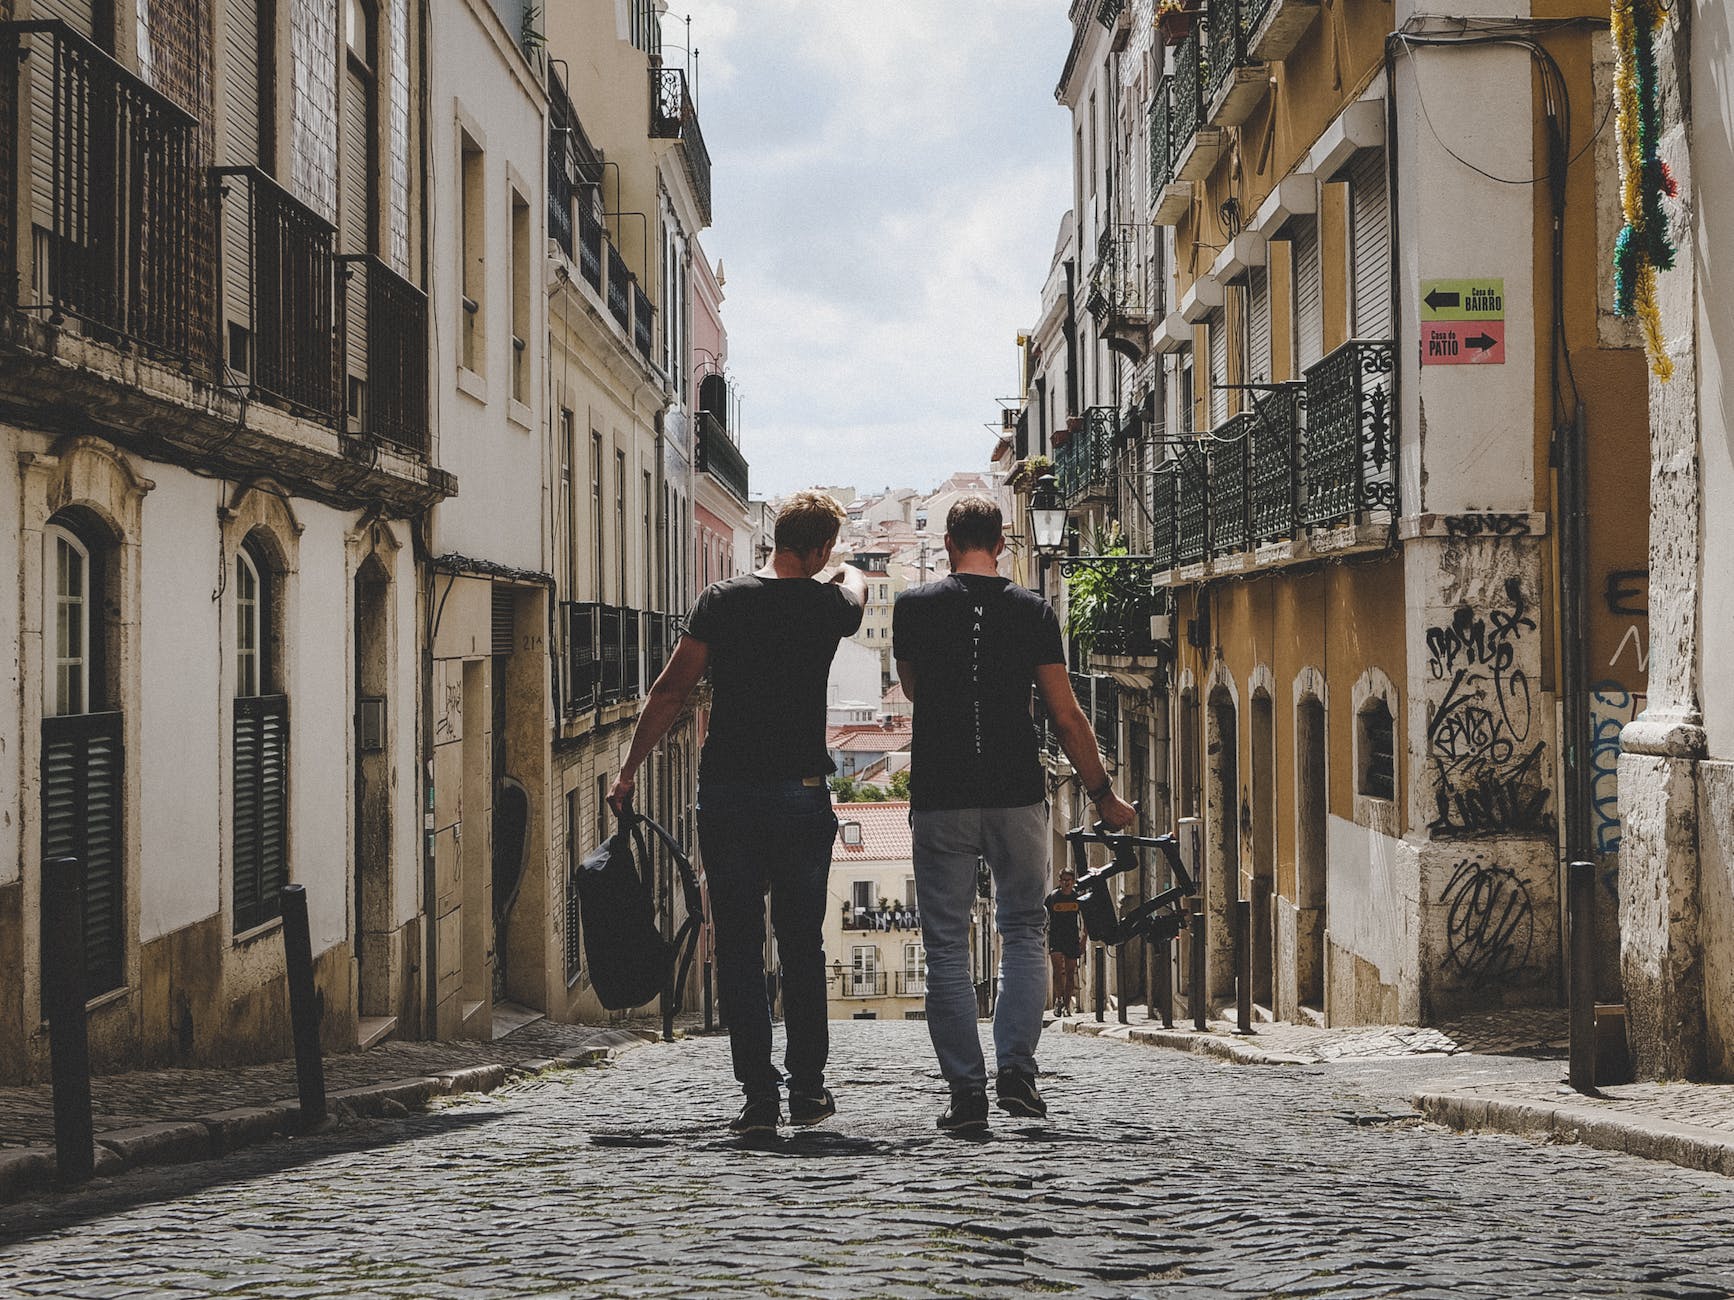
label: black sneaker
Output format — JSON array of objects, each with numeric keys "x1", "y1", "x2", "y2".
[
  {"x1": 729, "y1": 1096, "x2": 781, "y2": 1136},
  {"x1": 995, "y1": 1068, "x2": 1047, "y2": 1119},
  {"x1": 788, "y1": 1088, "x2": 837, "y2": 1127},
  {"x1": 937, "y1": 1089, "x2": 990, "y2": 1133}
]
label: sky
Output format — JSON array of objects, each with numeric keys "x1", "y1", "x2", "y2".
[{"x1": 677, "y1": 0, "x2": 1075, "y2": 498}]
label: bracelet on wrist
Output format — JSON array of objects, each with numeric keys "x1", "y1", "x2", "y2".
[{"x1": 1087, "y1": 779, "x2": 1113, "y2": 804}]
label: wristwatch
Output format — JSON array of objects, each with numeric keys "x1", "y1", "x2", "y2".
[{"x1": 1087, "y1": 778, "x2": 1114, "y2": 804}]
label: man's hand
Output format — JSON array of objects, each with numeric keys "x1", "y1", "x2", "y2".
[
  {"x1": 606, "y1": 773, "x2": 636, "y2": 818},
  {"x1": 1094, "y1": 791, "x2": 1137, "y2": 832}
]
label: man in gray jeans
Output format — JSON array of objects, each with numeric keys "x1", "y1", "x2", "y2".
[{"x1": 893, "y1": 497, "x2": 1135, "y2": 1132}]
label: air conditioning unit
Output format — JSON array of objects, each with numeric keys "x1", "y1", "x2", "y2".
[{"x1": 1150, "y1": 614, "x2": 1173, "y2": 644}]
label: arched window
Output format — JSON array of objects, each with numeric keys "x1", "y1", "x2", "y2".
[
  {"x1": 46, "y1": 524, "x2": 91, "y2": 717},
  {"x1": 233, "y1": 535, "x2": 287, "y2": 933},
  {"x1": 1358, "y1": 696, "x2": 1396, "y2": 802}
]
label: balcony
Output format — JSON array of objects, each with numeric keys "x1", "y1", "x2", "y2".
[
  {"x1": 1055, "y1": 406, "x2": 1116, "y2": 506},
  {"x1": 840, "y1": 971, "x2": 889, "y2": 999},
  {"x1": 215, "y1": 166, "x2": 339, "y2": 424},
  {"x1": 606, "y1": 243, "x2": 631, "y2": 333},
  {"x1": 1139, "y1": 341, "x2": 1393, "y2": 582},
  {"x1": 894, "y1": 970, "x2": 928, "y2": 997},
  {"x1": 632, "y1": 282, "x2": 653, "y2": 364},
  {"x1": 1087, "y1": 223, "x2": 1160, "y2": 362},
  {"x1": 1243, "y1": 0, "x2": 1322, "y2": 64},
  {"x1": 1302, "y1": 339, "x2": 1396, "y2": 530},
  {"x1": 1163, "y1": 2, "x2": 1270, "y2": 185},
  {"x1": 338, "y1": 255, "x2": 429, "y2": 457},
  {"x1": 2, "y1": 20, "x2": 202, "y2": 363},
  {"x1": 578, "y1": 207, "x2": 603, "y2": 292},
  {"x1": 562, "y1": 601, "x2": 599, "y2": 713},
  {"x1": 843, "y1": 909, "x2": 921, "y2": 933},
  {"x1": 697, "y1": 411, "x2": 750, "y2": 504},
  {"x1": 548, "y1": 69, "x2": 601, "y2": 264},
  {"x1": 650, "y1": 67, "x2": 713, "y2": 227}
]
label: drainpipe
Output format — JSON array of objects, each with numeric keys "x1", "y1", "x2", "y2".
[{"x1": 1063, "y1": 257, "x2": 1079, "y2": 419}]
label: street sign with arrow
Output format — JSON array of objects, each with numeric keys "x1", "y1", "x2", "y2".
[
  {"x1": 1420, "y1": 278, "x2": 1505, "y2": 321},
  {"x1": 1420, "y1": 321, "x2": 1506, "y2": 365}
]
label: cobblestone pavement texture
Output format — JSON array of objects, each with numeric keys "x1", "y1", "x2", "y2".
[
  {"x1": 2, "y1": 1023, "x2": 1733, "y2": 1298},
  {"x1": 0, "y1": 1019, "x2": 651, "y2": 1148}
]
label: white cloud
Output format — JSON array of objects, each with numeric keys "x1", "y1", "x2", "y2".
[{"x1": 687, "y1": 0, "x2": 1073, "y2": 495}]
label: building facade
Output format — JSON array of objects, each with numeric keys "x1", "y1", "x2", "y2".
[
  {"x1": 824, "y1": 802, "x2": 927, "y2": 1020},
  {"x1": 1014, "y1": 0, "x2": 1648, "y2": 1028},
  {"x1": 0, "y1": 0, "x2": 444, "y2": 1079}
]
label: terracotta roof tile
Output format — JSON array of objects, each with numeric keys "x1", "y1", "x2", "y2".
[{"x1": 832, "y1": 802, "x2": 912, "y2": 860}]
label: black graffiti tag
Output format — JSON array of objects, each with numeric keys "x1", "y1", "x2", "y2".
[
  {"x1": 1443, "y1": 860, "x2": 1535, "y2": 986},
  {"x1": 1425, "y1": 579, "x2": 1556, "y2": 838}
]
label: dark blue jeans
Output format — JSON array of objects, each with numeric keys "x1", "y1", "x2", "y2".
[{"x1": 697, "y1": 779, "x2": 838, "y2": 1100}]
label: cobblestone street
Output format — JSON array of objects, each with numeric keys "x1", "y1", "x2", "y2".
[{"x1": 1, "y1": 1022, "x2": 1731, "y2": 1298}]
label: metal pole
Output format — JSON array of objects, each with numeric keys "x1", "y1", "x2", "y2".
[
  {"x1": 43, "y1": 856, "x2": 94, "y2": 1188},
  {"x1": 1118, "y1": 944, "x2": 1129, "y2": 1024},
  {"x1": 702, "y1": 957, "x2": 713, "y2": 1031},
  {"x1": 1568, "y1": 860, "x2": 1597, "y2": 1093},
  {"x1": 1094, "y1": 944, "x2": 1107, "y2": 1022},
  {"x1": 1143, "y1": 934, "x2": 1156, "y2": 1021},
  {"x1": 1154, "y1": 934, "x2": 1174, "y2": 1029},
  {"x1": 1236, "y1": 898, "x2": 1254, "y2": 1034},
  {"x1": 280, "y1": 885, "x2": 327, "y2": 1128},
  {"x1": 1189, "y1": 896, "x2": 1207, "y2": 1031}
]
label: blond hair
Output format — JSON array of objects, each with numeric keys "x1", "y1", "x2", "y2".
[{"x1": 774, "y1": 491, "x2": 848, "y2": 555}]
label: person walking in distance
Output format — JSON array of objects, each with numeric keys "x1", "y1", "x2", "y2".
[
  {"x1": 1045, "y1": 869, "x2": 1084, "y2": 1017},
  {"x1": 893, "y1": 497, "x2": 1135, "y2": 1132},
  {"x1": 608, "y1": 492, "x2": 865, "y2": 1136}
]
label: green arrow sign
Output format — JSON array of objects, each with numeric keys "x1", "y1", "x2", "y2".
[{"x1": 1420, "y1": 278, "x2": 1505, "y2": 321}]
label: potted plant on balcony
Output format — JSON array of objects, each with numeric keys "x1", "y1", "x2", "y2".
[
  {"x1": 1063, "y1": 525, "x2": 1165, "y2": 659},
  {"x1": 1007, "y1": 454, "x2": 1055, "y2": 492},
  {"x1": 1157, "y1": 0, "x2": 1201, "y2": 45}
]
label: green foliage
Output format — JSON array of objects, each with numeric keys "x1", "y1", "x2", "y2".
[
  {"x1": 1062, "y1": 523, "x2": 1163, "y2": 658},
  {"x1": 829, "y1": 774, "x2": 889, "y2": 803},
  {"x1": 889, "y1": 769, "x2": 912, "y2": 800}
]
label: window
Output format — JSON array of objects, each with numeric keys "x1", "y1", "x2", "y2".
[
  {"x1": 1088, "y1": 94, "x2": 1098, "y2": 199},
  {"x1": 591, "y1": 432, "x2": 604, "y2": 599},
  {"x1": 233, "y1": 536, "x2": 288, "y2": 933},
  {"x1": 345, "y1": 0, "x2": 376, "y2": 65},
  {"x1": 643, "y1": 470, "x2": 653, "y2": 609},
  {"x1": 459, "y1": 129, "x2": 484, "y2": 373},
  {"x1": 46, "y1": 526, "x2": 91, "y2": 718},
  {"x1": 852, "y1": 881, "x2": 873, "y2": 913},
  {"x1": 1358, "y1": 696, "x2": 1396, "y2": 802},
  {"x1": 904, "y1": 942, "x2": 925, "y2": 985},
  {"x1": 510, "y1": 189, "x2": 530, "y2": 401},
  {"x1": 560, "y1": 410, "x2": 576, "y2": 592},
  {"x1": 615, "y1": 449, "x2": 627, "y2": 604},
  {"x1": 851, "y1": 944, "x2": 879, "y2": 996}
]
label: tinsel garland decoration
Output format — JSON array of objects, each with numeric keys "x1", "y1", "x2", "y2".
[{"x1": 1611, "y1": 0, "x2": 1677, "y2": 381}]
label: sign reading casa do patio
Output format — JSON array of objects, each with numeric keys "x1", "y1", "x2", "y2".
[{"x1": 1419, "y1": 277, "x2": 1506, "y2": 366}]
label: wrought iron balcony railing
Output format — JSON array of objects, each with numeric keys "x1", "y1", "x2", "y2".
[
  {"x1": 1174, "y1": 443, "x2": 1210, "y2": 566},
  {"x1": 697, "y1": 411, "x2": 750, "y2": 504},
  {"x1": 1208, "y1": 413, "x2": 1253, "y2": 558},
  {"x1": 1055, "y1": 406, "x2": 1117, "y2": 505},
  {"x1": 215, "y1": 166, "x2": 339, "y2": 424},
  {"x1": 1247, "y1": 382, "x2": 1304, "y2": 543},
  {"x1": 650, "y1": 67, "x2": 712, "y2": 226},
  {"x1": 632, "y1": 283, "x2": 654, "y2": 364},
  {"x1": 1150, "y1": 468, "x2": 1178, "y2": 571},
  {"x1": 645, "y1": 611, "x2": 669, "y2": 685},
  {"x1": 578, "y1": 207, "x2": 604, "y2": 293},
  {"x1": 894, "y1": 970, "x2": 928, "y2": 996},
  {"x1": 606, "y1": 243, "x2": 631, "y2": 332},
  {"x1": 1302, "y1": 338, "x2": 1396, "y2": 527},
  {"x1": 1172, "y1": 25, "x2": 1204, "y2": 156},
  {"x1": 338, "y1": 254, "x2": 429, "y2": 457},
  {"x1": 598, "y1": 604, "x2": 623, "y2": 703},
  {"x1": 841, "y1": 971, "x2": 890, "y2": 998},
  {"x1": 548, "y1": 68, "x2": 601, "y2": 264},
  {"x1": 3, "y1": 20, "x2": 202, "y2": 364},
  {"x1": 1204, "y1": 0, "x2": 1251, "y2": 112},
  {"x1": 563, "y1": 601, "x2": 600, "y2": 714},
  {"x1": 1149, "y1": 79, "x2": 1174, "y2": 198},
  {"x1": 1087, "y1": 223, "x2": 1161, "y2": 326}
]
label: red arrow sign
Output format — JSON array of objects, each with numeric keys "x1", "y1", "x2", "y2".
[{"x1": 1420, "y1": 321, "x2": 1506, "y2": 365}]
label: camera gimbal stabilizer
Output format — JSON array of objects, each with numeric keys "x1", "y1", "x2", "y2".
[{"x1": 1064, "y1": 815, "x2": 1198, "y2": 947}]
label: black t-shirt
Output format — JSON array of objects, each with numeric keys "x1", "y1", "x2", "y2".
[
  {"x1": 687, "y1": 574, "x2": 864, "y2": 785},
  {"x1": 1045, "y1": 890, "x2": 1082, "y2": 956},
  {"x1": 891, "y1": 573, "x2": 1065, "y2": 811}
]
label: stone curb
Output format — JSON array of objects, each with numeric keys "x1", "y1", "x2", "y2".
[
  {"x1": 0, "y1": 1038, "x2": 639, "y2": 1206},
  {"x1": 1059, "y1": 1016, "x2": 1312, "y2": 1067},
  {"x1": 1414, "y1": 1088, "x2": 1734, "y2": 1178}
]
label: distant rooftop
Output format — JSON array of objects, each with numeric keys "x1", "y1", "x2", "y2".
[{"x1": 832, "y1": 801, "x2": 913, "y2": 861}]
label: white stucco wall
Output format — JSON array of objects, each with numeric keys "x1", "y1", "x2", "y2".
[
  {"x1": 428, "y1": 0, "x2": 548, "y2": 573},
  {"x1": 828, "y1": 638, "x2": 883, "y2": 710},
  {"x1": 1325, "y1": 814, "x2": 1418, "y2": 1002},
  {"x1": 137, "y1": 468, "x2": 222, "y2": 941}
]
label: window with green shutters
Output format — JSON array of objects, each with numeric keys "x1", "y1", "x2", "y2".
[{"x1": 233, "y1": 540, "x2": 288, "y2": 933}]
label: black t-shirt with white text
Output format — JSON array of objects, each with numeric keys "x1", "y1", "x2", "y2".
[
  {"x1": 891, "y1": 573, "x2": 1065, "y2": 811},
  {"x1": 687, "y1": 575, "x2": 864, "y2": 785}
]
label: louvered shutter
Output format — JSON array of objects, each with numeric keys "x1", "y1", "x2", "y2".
[
  {"x1": 1207, "y1": 308, "x2": 1228, "y2": 428},
  {"x1": 223, "y1": 0, "x2": 262, "y2": 169},
  {"x1": 40, "y1": 712, "x2": 125, "y2": 1003},
  {"x1": 1294, "y1": 218, "x2": 1323, "y2": 371},
  {"x1": 233, "y1": 695, "x2": 289, "y2": 933},
  {"x1": 1349, "y1": 149, "x2": 1392, "y2": 340},
  {"x1": 1248, "y1": 265, "x2": 1272, "y2": 384},
  {"x1": 492, "y1": 586, "x2": 516, "y2": 657}
]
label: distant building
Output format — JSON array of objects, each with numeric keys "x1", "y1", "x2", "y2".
[
  {"x1": 825, "y1": 803, "x2": 924, "y2": 1020},
  {"x1": 826, "y1": 720, "x2": 913, "y2": 779}
]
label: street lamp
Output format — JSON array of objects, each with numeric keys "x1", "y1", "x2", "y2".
[{"x1": 1029, "y1": 474, "x2": 1069, "y2": 556}]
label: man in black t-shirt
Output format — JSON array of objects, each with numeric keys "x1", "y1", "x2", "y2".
[
  {"x1": 609, "y1": 492, "x2": 865, "y2": 1136},
  {"x1": 894, "y1": 497, "x2": 1134, "y2": 1133},
  {"x1": 1044, "y1": 870, "x2": 1083, "y2": 1017}
]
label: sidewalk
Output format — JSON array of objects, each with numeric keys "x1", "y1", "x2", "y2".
[
  {"x1": 1061, "y1": 1003, "x2": 1734, "y2": 1178},
  {"x1": 0, "y1": 1016, "x2": 663, "y2": 1203}
]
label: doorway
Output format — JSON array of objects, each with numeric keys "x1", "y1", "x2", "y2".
[
  {"x1": 1296, "y1": 695, "x2": 1328, "y2": 1011},
  {"x1": 353, "y1": 557, "x2": 393, "y2": 1039},
  {"x1": 1205, "y1": 686, "x2": 1240, "y2": 1001},
  {"x1": 1249, "y1": 689, "x2": 1275, "y2": 1009}
]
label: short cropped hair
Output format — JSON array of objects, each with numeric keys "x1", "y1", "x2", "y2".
[
  {"x1": 946, "y1": 496, "x2": 1003, "y2": 553},
  {"x1": 774, "y1": 491, "x2": 848, "y2": 554}
]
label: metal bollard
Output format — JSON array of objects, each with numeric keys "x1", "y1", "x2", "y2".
[
  {"x1": 280, "y1": 886, "x2": 327, "y2": 1128},
  {"x1": 1118, "y1": 947, "x2": 1129, "y2": 1024},
  {"x1": 1094, "y1": 945, "x2": 1107, "y2": 1022},
  {"x1": 1154, "y1": 935, "x2": 1174, "y2": 1029},
  {"x1": 1189, "y1": 897, "x2": 1207, "y2": 1031},
  {"x1": 1236, "y1": 899, "x2": 1254, "y2": 1034},
  {"x1": 43, "y1": 856, "x2": 94, "y2": 1187},
  {"x1": 1568, "y1": 861, "x2": 1597, "y2": 1093},
  {"x1": 702, "y1": 958, "x2": 714, "y2": 1032}
]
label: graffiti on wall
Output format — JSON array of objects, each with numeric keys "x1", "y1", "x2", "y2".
[
  {"x1": 1425, "y1": 578, "x2": 1556, "y2": 838},
  {"x1": 1442, "y1": 858, "x2": 1536, "y2": 985},
  {"x1": 1588, "y1": 568, "x2": 1649, "y2": 863}
]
